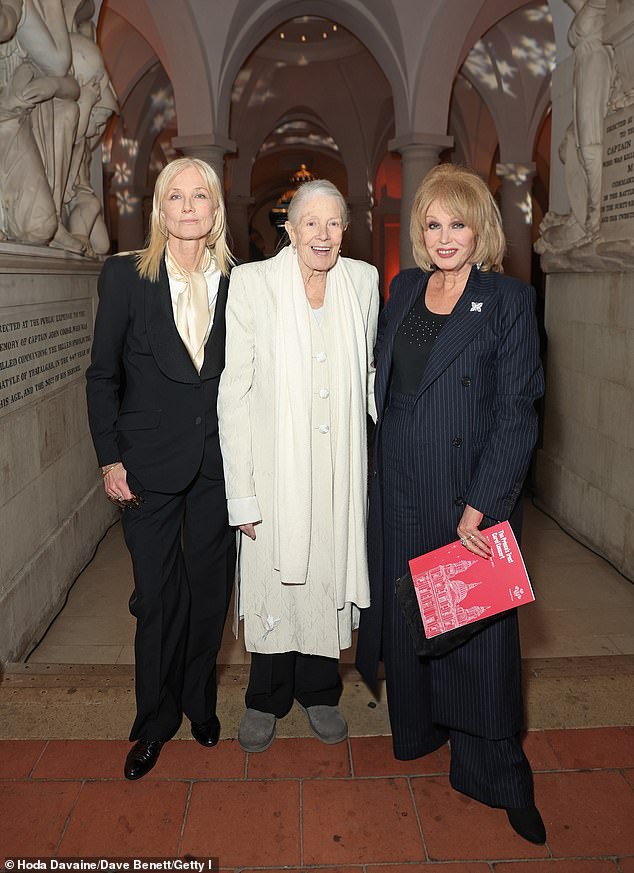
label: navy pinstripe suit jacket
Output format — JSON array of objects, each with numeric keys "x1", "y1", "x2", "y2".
[{"x1": 356, "y1": 265, "x2": 544, "y2": 703}]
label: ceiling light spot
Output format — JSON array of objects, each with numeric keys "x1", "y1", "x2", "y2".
[
  {"x1": 279, "y1": 32, "x2": 285, "y2": 39},
  {"x1": 301, "y1": 34, "x2": 307, "y2": 42}
]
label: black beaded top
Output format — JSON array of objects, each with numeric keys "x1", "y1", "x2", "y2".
[{"x1": 390, "y1": 292, "x2": 449, "y2": 395}]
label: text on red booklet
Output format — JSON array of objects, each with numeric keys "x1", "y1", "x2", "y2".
[{"x1": 407, "y1": 521, "x2": 535, "y2": 639}]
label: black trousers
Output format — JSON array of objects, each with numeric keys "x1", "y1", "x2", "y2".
[
  {"x1": 379, "y1": 395, "x2": 534, "y2": 809},
  {"x1": 246, "y1": 651, "x2": 342, "y2": 719},
  {"x1": 122, "y1": 470, "x2": 235, "y2": 741}
]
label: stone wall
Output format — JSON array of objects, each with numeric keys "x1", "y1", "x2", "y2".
[
  {"x1": 535, "y1": 271, "x2": 634, "y2": 580},
  {"x1": 0, "y1": 246, "x2": 115, "y2": 664}
]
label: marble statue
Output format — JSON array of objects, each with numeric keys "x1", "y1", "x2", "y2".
[
  {"x1": 0, "y1": 0, "x2": 116, "y2": 255},
  {"x1": 63, "y1": 2, "x2": 117, "y2": 255},
  {"x1": 0, "y1": 0, "x2": 67, "y2": 244},
  {"x1": 536, "y1": 0, "x2": 612, "y2": 254}
]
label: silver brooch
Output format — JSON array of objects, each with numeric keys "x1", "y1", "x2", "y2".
[{"x1": 470, "y1": 302, "x2": 483, "y2": 312}]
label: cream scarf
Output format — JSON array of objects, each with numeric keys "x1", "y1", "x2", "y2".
[
  {"x1": 273, "y1": 244, "x2": 369, "y2": 607},
  {"x1": 165, "y1": 244, "x2": 213, "y2": 372}
]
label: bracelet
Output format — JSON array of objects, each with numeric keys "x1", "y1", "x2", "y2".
[{"x1": 101, "y1": 462, "x2": 122, "y2": 477}]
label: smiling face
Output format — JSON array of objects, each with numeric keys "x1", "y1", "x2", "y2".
[
  {"x1": 285, "y1": 195, "x2": 344, "y2": 277},
  {"x1": 423, "y1": 199, "x2": 476, "y2": 277},
  {"x1": 161, "y1": 165, "x2": 218, "y2": 244}
]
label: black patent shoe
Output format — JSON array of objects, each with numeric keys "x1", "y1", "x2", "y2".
[
  {"x1": 506, "y1": 805, "x2": 547, "y2": 844},
  {"x1": 124, "y1": 739, "x2": 164, "y2": 780},
  {"x1": 191, "y1": 715, "x2": 221, "y2": 747}
]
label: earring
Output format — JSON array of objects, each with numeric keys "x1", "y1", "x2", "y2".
[{"x1": 475, "y1": 262, "x2": 482, "y2": 270}]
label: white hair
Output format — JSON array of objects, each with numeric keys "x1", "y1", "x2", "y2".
[{"x1": 286, "y1": 179, "x2": 349, "y2": 228}]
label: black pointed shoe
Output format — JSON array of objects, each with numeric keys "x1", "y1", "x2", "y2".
[
  {"x1": 191, "y1": 715, "x2": 221, "y2": 747},
  {"x1": 124, "y1": 739, "x2": 164, "y2": 780},
  {"x1": 506, "y1": 805, "x2": 547, "y2": 844}
]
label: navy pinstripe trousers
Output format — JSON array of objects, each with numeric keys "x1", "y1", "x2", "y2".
[{"x1": 380, "y1": 392, "x2": 535, "y2": 809}]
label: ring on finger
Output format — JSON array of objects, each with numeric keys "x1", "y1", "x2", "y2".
[
  {"x1": 460, "y1": 537, "x2": 468, "y2": 547},
  {"x1": 467, "y1": 534, "x2": 475, "y2": 541}
]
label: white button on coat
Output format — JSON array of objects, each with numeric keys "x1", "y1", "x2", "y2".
[
  {"x1": 315, "y1": 352, "x2": 327, "y2": 362},
  {"x1": 318, "y1": 424, "x2": 330, "y2": 434},
  {"x1": 319, "y1": 388, "x2": 329, "y2": 399}
]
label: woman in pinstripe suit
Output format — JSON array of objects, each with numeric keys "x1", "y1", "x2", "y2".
[{"x1": 356, "y1": 164, "x2": 546, "y2": 844}]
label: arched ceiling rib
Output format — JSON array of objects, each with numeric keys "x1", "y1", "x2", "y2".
[
  {"x1": 410, "y1": 0, "x2": 549, "y2": 134},
  {"x1": 218, "y1": 0, "x2": 408, "y2": 135},
  {"x1": 104, "y1": 0, "x2": 214, "y2": 133}
]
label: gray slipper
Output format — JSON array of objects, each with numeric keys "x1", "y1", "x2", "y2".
[
  {"x1": 238, "y1": 708, "x2": 277, "y2": 752},
  {"x1": 301, "y1": 704, "x2": 348, "y2": 744}
]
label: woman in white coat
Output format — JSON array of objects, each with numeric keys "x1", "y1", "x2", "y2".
[{"x1": 218, "y1": 180, "x2": 379, "y2": 752}]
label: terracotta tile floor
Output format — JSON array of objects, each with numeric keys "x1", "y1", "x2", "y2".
[{"x1": 1, "y1": 728, "x2": 633, "y2": 869}]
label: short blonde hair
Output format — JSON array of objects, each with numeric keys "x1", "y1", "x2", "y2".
[
  {"x1": 136, "y1": 157, "x2": 234, "y2": 280},
  {"x1": 410, "y1": 163, "x2": 505, "y2": 272}
]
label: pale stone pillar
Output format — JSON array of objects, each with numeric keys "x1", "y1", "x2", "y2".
[
  {"x1": 226, "y1": 195, "x2": 252, "y2": 261},
  {"x1": 0, "y1": 255, "x2": 115, "y2": 662},
  {"x1": 347, "y1": 195, "x2": 373, "y2": 262},
  {"x1": 389, "y1": 134, "x2": 452, "y2": 269},
  {"x1": 171, "y1": 134, "x2": 236, "y2": 189},
  {"x1": 496, "y1": 161, "x2": 536, "y2": 283}
]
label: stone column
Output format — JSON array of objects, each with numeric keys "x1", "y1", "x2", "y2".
[
  {"x1": 496, "y1": 161, "x2": 536, "y2": 283},
  {"x1": 171, "y1": 134, "x2": 237, "y2": 189},
  {"x1": 389, "y1": 133, "x2": 453, "y2": 269},
  {"x1": 226, "y1": 195, "x2": 252, "y2": 261},
  {"x1": 533, "y1": 0, "x2": 634, "y2": 582},
  {"x1": 347, "y1": 195, "x2": 373, "y2": 262}
]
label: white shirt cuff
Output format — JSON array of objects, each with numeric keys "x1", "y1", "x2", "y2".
[{"x1": 227, "y1": 496, "x2": 261, "y2": 526}]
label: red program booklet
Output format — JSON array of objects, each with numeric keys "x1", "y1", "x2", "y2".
[{"x1": 408, "y1": 521, "x2": 535, "y2": 639}]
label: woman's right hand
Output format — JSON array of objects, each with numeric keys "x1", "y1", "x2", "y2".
[
  {"x1": 102, "y1": 462, "x2": 133, "y2": 504},
  {"x1": 238, "y1": 523, "x2": 258, "y2": 540}
]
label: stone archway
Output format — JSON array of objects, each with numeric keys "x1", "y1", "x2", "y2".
[{"x1": 217, "y1": 0, "x2": 408, "y2": 136}]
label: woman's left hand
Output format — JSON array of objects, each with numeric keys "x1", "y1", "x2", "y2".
[
  {"x1": 457, "y1": 505, "x2": 492, "y2": 559},
  {"x1": 238, "y1": 523, "x2": 258, "y2": 540}
]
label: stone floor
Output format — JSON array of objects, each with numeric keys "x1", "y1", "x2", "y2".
[
  {"x1": 26, "y1": 500, "x2": 634, "y2": 666},
  {"x1": 1, "y1": 500, "x2": 633, "y2": 869}
]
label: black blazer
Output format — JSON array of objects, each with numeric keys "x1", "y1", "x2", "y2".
[
  {"x1": 86, "y1": 253, "x2": 230, "y2": 493},
  {"x1": 356, "y1": 265, "x2": 544, "y2": 690}
]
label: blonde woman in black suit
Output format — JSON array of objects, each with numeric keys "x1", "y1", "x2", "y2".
[
  {"x1": 86, "y1": 158, "x2": 235, "y2": 780},
  {"x1": 356, "y1": 163, "x2": 546, "y2": 844}
]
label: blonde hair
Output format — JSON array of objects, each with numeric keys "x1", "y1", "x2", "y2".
[
  {"x1": 410, "y1": 163, "x2": 505, "y2": 272},
  {"x1": 136, "y1": 157, "x2": 234, "y2": 280}
]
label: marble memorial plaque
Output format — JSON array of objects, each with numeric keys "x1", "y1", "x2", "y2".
[
  {"x1": 601, "y1": 106, "x2": 634, "y2": 241},
  {"x1": 0, "y1": 301, "x2": 92, "y2": 418}
]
